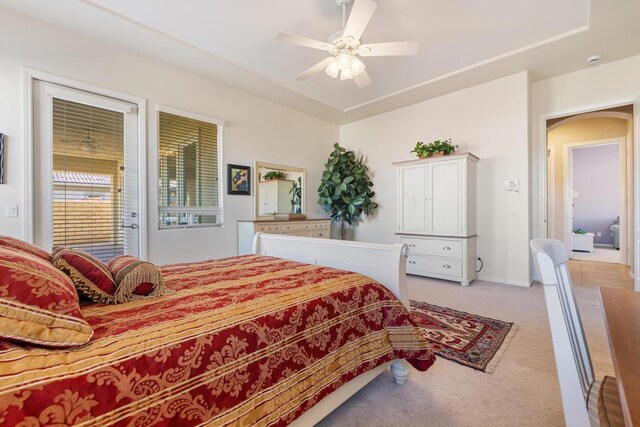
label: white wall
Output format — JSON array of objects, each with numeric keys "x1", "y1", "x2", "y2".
[
  {"x1": 0, "y1": 8, "x2": 338, "y2": 264},
  {"x1": 340, "y1": 72, "x2": 531, "y2": 286}
]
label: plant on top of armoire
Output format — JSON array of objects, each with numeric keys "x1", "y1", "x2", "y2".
[
  {"x1": 411, "y1": 138, "x2": 458, "y2": 158},
  {"x1": 318, "y1": 143, "x2": 378, "y2": 240}
]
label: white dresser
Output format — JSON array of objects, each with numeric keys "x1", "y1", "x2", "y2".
[
  {"x1": 394, "y1": 153, "x2": 478, "y2": 286},
  {"x1": 237, "y1": 219, "x2": 331, "y2": 255}
]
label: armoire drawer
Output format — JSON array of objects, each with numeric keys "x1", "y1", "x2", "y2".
[
  {"x1": 399, "y1": 237, "x2": 462, "y2": 258},
  {"x1": 407, "y1": 255, "x2": 462, "y2": 278}
]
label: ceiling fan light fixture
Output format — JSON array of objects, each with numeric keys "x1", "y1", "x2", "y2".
[
  {"x1": 276, "y1": 0, "x2": 419, "y2": 88},
  {"x1": 325, "y1": 59, "x2": 340, "y2": 78},
  {"x1": 337, "y1": 49, "x2": 352, "y2": 70},
  {"x1": 350, "y1": 57, "x2": 365, "y2": 76},
  {"x1": 340, "y1": 68, "x2": 354, "y2": 80}
]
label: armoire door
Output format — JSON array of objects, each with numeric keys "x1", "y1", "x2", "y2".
[
  {"x1": 399, "y1": 165, "x2": 427, "y2": 233},
  {"x1": 429, "y1": 160, "x2": 463, "y2": 235},
  {"x1": 259, "y1": 182, "x2": 277, "y2": 215}
]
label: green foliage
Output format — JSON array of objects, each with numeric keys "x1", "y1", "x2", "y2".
[
  {"x1": 411, "y1": 138, "x2": 458, "y2": 158},
  {"x1": 263, "y1": 170, "x2": 285, "y2": 181},
  {"x1": 574, "y1": 228, "x2": 587, "y2": 235},
  {"x1": 318, "y1": 143, "x2": 378, "y2": 229},
  {"x1": 289, "y1": 177, "x2": 302, "y2": 214}
]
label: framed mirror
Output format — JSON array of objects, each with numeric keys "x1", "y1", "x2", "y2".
[{"x1": 255, "y1": 161, "x2": 306, "y2": 220}]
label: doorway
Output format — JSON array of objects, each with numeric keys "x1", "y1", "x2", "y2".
[
  {"x1": 545, "y1": 107, "x2": 634, "y2": 288},
  {"x1": 33, "y1": 81, "x2": 141, "y2": 262},
  {"x1": 565, "y1": 141, "x2": 624, "y2": 263}
]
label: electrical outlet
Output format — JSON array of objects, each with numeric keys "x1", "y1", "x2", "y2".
[{"x1": 596, "y1": 232, "x2": 602, "y2": 237}]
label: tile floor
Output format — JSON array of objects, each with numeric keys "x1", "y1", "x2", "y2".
[
  {"x1": 568, "y1": 259, "x2": 634, "y2": 290},
  {"x1": 570, "y1": 247, "x2": 620, "y2": 264}
]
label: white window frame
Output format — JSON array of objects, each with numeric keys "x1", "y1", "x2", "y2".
[{"x1": 157, "y1": 105, "x2": 225, "y2": 229}]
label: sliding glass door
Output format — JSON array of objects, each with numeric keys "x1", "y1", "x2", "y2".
[{"x1": 33, "y1": 81, "x2": 140, "y2": 261}]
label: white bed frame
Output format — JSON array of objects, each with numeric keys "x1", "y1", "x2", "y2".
[{"x1": 252, "y1": 233, "x2": 413, "y2": 426}]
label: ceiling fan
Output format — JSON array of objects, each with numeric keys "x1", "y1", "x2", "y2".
[
  {"x1": 275, "y1": 0, "x2": 419, "y2": 88},
  {"x1": 60, "y1": 131, "x2": 101, "y2": 152}
]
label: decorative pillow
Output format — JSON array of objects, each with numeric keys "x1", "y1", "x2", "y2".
[
  {"x1": 0, "y1": 247, "x2": 93, "y2": 347},
  {"x1": 52, "y1": 248, "x2": 116, "y2": 304},
  {"x1": 0, "y1": 235, "x2": 51, "y2": 261},
  {"x1": 108, "y1": 255, "x2": 173, "y2": 303}
]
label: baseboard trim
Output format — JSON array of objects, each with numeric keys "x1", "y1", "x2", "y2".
[{"x1": 476, "y1": 275, "x2": 532, "y2": 287}]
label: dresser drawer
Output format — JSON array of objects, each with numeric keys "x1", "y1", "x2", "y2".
[
  {"x1": 312, "y1": 222, "x2": 330, "y2": 230},
  {"x1": 407, "y1": 255, "x2": 462, "y2": 278},
  {"x1": 312, "y1": 230, "x2": 329, "y2": 238},
  {"x1": 255, "y1": 224, "x2": 281, "y2": 233},
  {"x1": 399, "y1": 237, "x2": 462, "y2": 258},
  {"x1": 280, "y1": 223, "x2": 312, "y2": 233}
]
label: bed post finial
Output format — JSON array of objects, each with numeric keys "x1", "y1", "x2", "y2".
[{"x1": 390, "y1": 359, "x2": 411, "y2": 385}]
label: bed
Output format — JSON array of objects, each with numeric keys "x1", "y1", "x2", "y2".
[{"x1": 0, "y1": 233, "x2": 435, "y2": 426}]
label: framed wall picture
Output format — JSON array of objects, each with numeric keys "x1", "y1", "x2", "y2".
[
  {"x1": 227, "y1": 164, "x2": 251, "y2": 195},
  {"x1": 0, "y1": 133, "x2": 4, "y2": 184}
]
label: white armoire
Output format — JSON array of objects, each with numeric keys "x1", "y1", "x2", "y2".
[
  {"x1": 258, "y1": 179, "x2": 294, "y2": 215},
  {"x1": 394, "y1": 153, "x2": 478, "y2": 286}
]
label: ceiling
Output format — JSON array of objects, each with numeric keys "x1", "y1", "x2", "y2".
[{"x1": 2, "y1": 0, "x2": 640, "y2": 124}]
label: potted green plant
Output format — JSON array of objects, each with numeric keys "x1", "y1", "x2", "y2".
[
  {"x1": 263, "y1": 170, "x2": 285, "y2": 181},
  {"x1": 289, "y1": 177, "x2": 302, "y2": 214},
  {"x1": 411, "y1": 139, "x2": 458, "y2": 158},
  {"x1": 318, "y1": 143, "x2": 378, "y2": 240}
]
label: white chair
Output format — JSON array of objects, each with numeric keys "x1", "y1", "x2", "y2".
[{"x1": 530, "y1": 239, "x2": 624, "y2": 427}]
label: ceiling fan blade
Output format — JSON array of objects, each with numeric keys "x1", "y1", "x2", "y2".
[
  {"x1": 295, "y1": 58, "x2": 333, "y2": 81},
  {"x1": 275, "y1": 32, "x2": 331, "y2": 51},
  {"x1": 359, "y1": 41, "x2": 420, "y2": 57},
  {"x1": 353, "y1": 70, "x2": 372, "y2": 88},
  {"x1": 343, "y1": 0, "x2": 377, "y2": 41}
]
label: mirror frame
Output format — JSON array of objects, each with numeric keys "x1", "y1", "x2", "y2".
[{"x1": 254, "y1": 161, "x2": 307, "y2": 220}]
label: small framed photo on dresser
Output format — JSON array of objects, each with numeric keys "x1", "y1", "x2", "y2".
[{"x1": 227, "y1": 164, "x2": 251, "y2": 195}]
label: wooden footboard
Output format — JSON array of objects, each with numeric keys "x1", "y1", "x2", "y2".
[
  {"x1": 253, "y1": 233, "x2": 412, "y2": 426},
  {"x1": 252, "y1": 232, "x2": 410, "y2": 309}
]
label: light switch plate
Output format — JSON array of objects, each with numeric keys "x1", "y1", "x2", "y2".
[
  {"x1": 5, "y1": 205, "x2": 18, "y2": 218},
  {"x1": 504, "y1": 180, "x2": 519, "y2": 193}
]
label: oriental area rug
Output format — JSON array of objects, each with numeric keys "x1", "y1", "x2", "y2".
[{"x1": 410, "y1": 300, "x2": 518, "y2": 373}]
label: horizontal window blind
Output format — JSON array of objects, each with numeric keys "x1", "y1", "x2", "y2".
[
  {"x1": 52, "y1": 98, "x2": 125, "y2": 262},
  {"x1": 158, "y1": 111, "x2": 222, "y2": 228}
]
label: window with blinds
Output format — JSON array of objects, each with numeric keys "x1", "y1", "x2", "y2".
[
  {"x1": 52, "y1": 98, "x2": 125, "y2": 261},
  {"x1": 158, "y1": 110, "x2": 223, "y2": 228}
]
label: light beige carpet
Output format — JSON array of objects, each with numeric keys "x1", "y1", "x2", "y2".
[{"x1": 317, "y1": 276, "x2": 614, "y2": 427}]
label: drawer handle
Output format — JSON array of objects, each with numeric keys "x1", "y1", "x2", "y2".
[
  {"x1": 443, "y1": 264, "x2": 451, "y2": 269},
  {"x1": 442, "y1": 246, "x2": 451, "y2": 251},
  {"x1": 408, "y1": 260, "x2": 416, "y2": 264},
  {"x1": 408, "y1": 244, "x2": 416, "y2": 247}
]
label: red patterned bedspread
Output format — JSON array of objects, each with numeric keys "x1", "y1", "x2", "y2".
[{"x1": 0, "y1": 255, "x2": 435, "y2": 426}]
